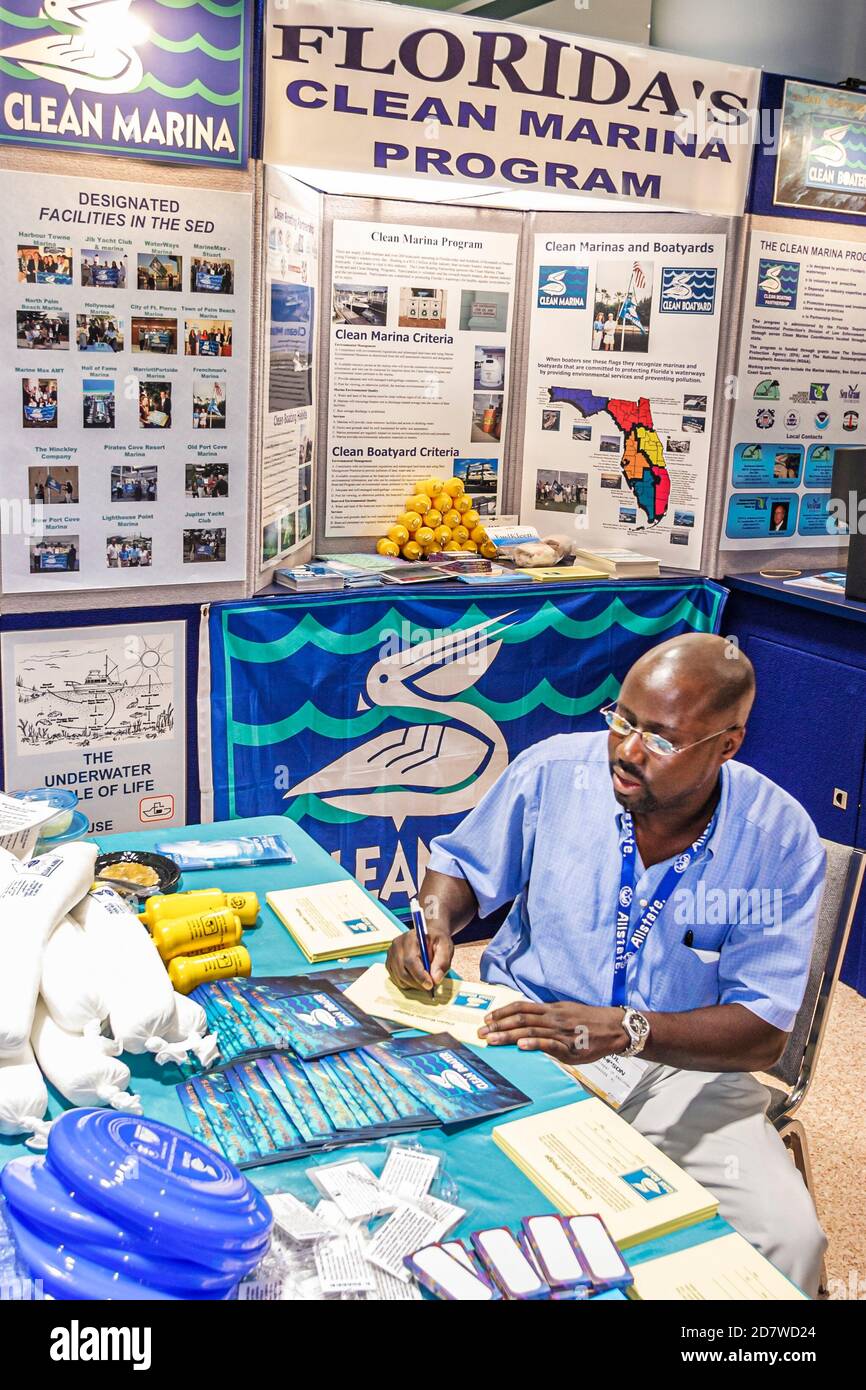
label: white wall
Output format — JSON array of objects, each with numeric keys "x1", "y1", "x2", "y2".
[{"x1": 652, "y1": 0, "x2": 866, "y2": 82}]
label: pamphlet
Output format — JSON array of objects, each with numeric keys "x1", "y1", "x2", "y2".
[
  {"x1": 344, "y1": 963, "x2": 524, "y2": 1047},
  {"x1": 266, "y1": 881, "x2": 402, "y2": 962}
]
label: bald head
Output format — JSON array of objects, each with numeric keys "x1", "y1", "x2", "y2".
[{"x1": 627, "y1": 634, "x2": 755, "y2": 726}]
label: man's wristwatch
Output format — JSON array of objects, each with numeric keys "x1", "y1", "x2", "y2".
[{"x1": 620, "y1": 1007, "x2": 651, "y2": 1057}]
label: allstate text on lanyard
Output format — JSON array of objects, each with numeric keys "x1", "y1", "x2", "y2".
[{"x1": 612, "y1": 809, "x2": 718, "y2": 1008}]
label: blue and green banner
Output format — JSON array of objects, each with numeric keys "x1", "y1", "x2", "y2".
[
  {"x1": 0, "y1": 0, "x2": 252, "y2": 166},
  {"x1": 208, "y1": 580, "x2": 727, "y2": 914}
]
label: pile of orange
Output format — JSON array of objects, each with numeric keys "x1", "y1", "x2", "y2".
[{"x1": 376, "y1": 476, "x2": 497, "y2": 562}]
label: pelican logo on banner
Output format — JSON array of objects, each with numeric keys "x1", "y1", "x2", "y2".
[
  {"x1": 263, "y1": 0, "x2": 760, "y2": 216},
  {"x1": 207, "y1": 583, "x2": 727, "y2": 911},
  {"x1": 0, "y1": 0, "x2": 251, "y2": 164}
]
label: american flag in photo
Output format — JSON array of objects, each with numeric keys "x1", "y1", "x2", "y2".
[{"x1": 632, "y1": 262, "x2": 646, "y2": 289}]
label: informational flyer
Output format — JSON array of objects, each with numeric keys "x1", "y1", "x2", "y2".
[
  {"x1": 0, "y1": 170, "x2": 251, "y2": 591},
  {"x1": 520, "y1": 231, "x2": 726, "y2": 570},
  {"x1": 720, "y1": 228, "x2": 866, "y2": 550},
  {"x1": 325, "y1": 220, "x2": 517, "y2": 536},
  {"x1": 1, "y1": 620, "x2": 187, "y2": 834},
  {"x1": 259, "y1": 169, "x2": 320, "y2": 570}
]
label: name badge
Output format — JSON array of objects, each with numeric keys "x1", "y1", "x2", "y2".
[{"x1": 562, "y1": 1053, "x2": 649, "y2": 1110}]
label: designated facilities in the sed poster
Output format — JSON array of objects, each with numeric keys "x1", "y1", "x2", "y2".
[
  {"x1": 681, "y1": 414, "x2": 706, "y2": 433},
  {"x1": 29, "y1": 535, "x2": 79, "y2": 572},
  {"x1": 536, "y1": 468, "x2": 587, "y2": 516},
  {"x1": 332, "y1": 283, "x2": 388, "y2": 326},
  {"x1": 29, "y1": 465, "x2": 77, "y2": 506},
  {"x1": 262, "y1": 521, "x2": 279, "y2": 564},
  {"x1": 459, "y1": 288, "x2": 509, "y2": 333},
  {"x1": 138, "y1": 380, "x2": 171, "y2": 428},
  {"x1": 541, "y1": 409, "x2": 560, "y2": 432},
  {"x1": 667, "y1": 437, "x2": 690, "y2": 454},
  {"x1": 298, "y1": 503, "x2": 312, "y2": 542},
  {"x1": 185, "y1": 319, "x2": 232, "y2": 356},
  {"x1": 22, "y1": 376, "x2": 57, "y2": 427},
  {"x1": 725, "y1": 494, "x2": 799, "y2": 539},
  {"x1": 185, "y1": 462, "x2": 228, "y2": 499},
  {"x1": 573, "y1": 424, "x2": 592, "y2": 442},
  {"x1": 298, "y1": 463, "x2": 311, "y2": 506},
  {"x1": 107, "y1": 533, "x2": 152, "y2": 568},
  {"x1": 111, "y1": 465, "x2": 157, "y2": 502},
  {"x1": 132, "y1": 314, "x2": 177, "y2": 354},
  {"x1": 193, "y1": 376, "x2": 226, "y2": 429},
  {"x1": 674, "y1": 509, "x2": 695, "y2": 528},
  {"x1": 16, "y1": 310, "x2": 69, "y2": 350},
  {"x1": 280, "y1": 512, "x2": 296, "y2": 552},
  {"x1": 77, "y1": 312, "x2": 123, "y2": 352},
  {"x1": 137, "y1": 253, "x2": 182, "y2": 292},
  {"x1": 190, "y1": 256, "x2": 234, "y2": 295},
  {"x1": 81, "y1": 248, "x2": 127, "y2": 289},
  {"x1": 592, "y1": 259, "x2": 652, "y2": 353},
  {"x1": 474, "y1": 345, "x2": 505, "y2": 390},
  {"x1": 18, "y1": 242, "x2": 72, "y2": 285},
  {"x1": 183, "y1": 527, "x2": 226, "y2": 563},
  {"x1": 600, "y1": 473, "x2": 621, "y2": 489},
  {"x1": 398, "y1": 286, "x2": 447, "y2": 328},
  {"x1": 471, "y1": 392, "x2": 503, "y2": 442},
  {"x1": 455, "y1": 457, "x2": 498, "y2": 498},
  {"x1": 83, "y1": 377, "x2": 115, "y2": 429}
]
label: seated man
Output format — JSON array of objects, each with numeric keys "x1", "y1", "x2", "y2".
[{"x1": 387, "y1": 633, "x2": 827, "y2": 1295}]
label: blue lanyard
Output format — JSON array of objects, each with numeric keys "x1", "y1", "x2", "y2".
[{"x1": 612, "y1": 810, "x2": 718, "y2": 1008}]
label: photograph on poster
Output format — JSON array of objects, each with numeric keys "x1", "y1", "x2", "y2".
[
  {"x1": 185, "y1": 319, "x2": 232, "y2": 356},
  {"x1": 193, "y1": 376, "x2": 226, "y2": 428},
  {"x1": 10, "y1": 633, "x2": 177, "y2": 754},
  {"x1": 332, "y1": 283, "x2": 387, "y2": 326},
  {"x1": 185, "y1": 462, "x2": 228, "y2": 498},
  {"x1": 541, "y1": 409, "x2": 560, "y2": 432},
  {"x1": 132, "y1": 315, "x2": 178, "y2": 354},
  {"x1": 573, "y1": 424, "x2": 592, "y2": 442},
  {"x1": 459, "y1": 289, "x2": 508, "y2": 332},
  {"x1": 667, "y1": 437, "x2": 691, "y2": 454},
  {"x1": 30, "y1": 536, "x2": 78, "y2": 572},
  {"x1": 298, "y1": 435, "x2": 312, "y2": 465},
  {"x1": 536, "y1": 468, "x2": 588, "y2": 515},
  {"x1": 774, "y1": 451, "x2": 802, "y2": 479},
  {"x1": 619, "y1": 505, "x2": 637, "y2": 524},
  {"x1": 190, "y1": 257, "x2": 234, "y2": 294},
  {"x1": 474, "y1": 345, "x2": 505, "y2": 390},
  {"x1": 593, "y1": 261, "x2": 652, "y2": 353},
  {"x1": 81, "y1": 249, "x2": 127, "y2": 288},
  {"x1": 600, "y1": 435, "x2": 620, "y2": 453},
  {"x1": 28, "y1": 465, "x2": 78, "y2": 505},
  {"x1": 683, "y1": 394, "x2": 707, "y2": 411},
  {"x1": 106, "y1": 534, "x2": 152, "y2": 567},
  {"x1": 183, "y1": 527, "x2": 226, "y2": 562},
  {"x1": 454, "y1": 457, "x2": 498, "y2": 496},
  {"x1": 76, "y1": 312, "x2": 123, "y2": 352},
  {"x1": 16, "y1": 310, "x2": 69, "y2": 350},
  {"x1": 471, "y1": 391, "x2": 502, "y2": 442},
  {"x1": 298, "y1": 503, "x2": 312, "y2": 541},
  {"x1": 111, "y1": 466, "x2": 157, "y2": 502},
  {"x1": 83, "y1": 377, "x2": 115, "y2": 428},
  {"x1": 774, "y1": 80, "x2": 866, "y2": 218},
  {"x1": 270, "y1": 282, "x2": 314, "y2": 410},
  {"x1": 298, "y1": 464, "x2": 311, "y2": 505},
  {"x1": 682, "y1": 415, "x2": 706, "y2": 432},
  {"x1": 139, "y1": 380, "x2": 171, "y2": 427},
  {"x1": 674, "y1": 510, "x2": 696, "y2": 527},
  {"x1": 280, "y1": 512, "x2": 296, "y2": 552},
  {"x1": 137, "y1": 253, "x2": 182, "y2": 292},
  {"x1": 22, "y1": 376, "x2": 57, "y2": 427},
  {"x1": 18, "y1": 243, "x2": 72, "y2": 284},
  {"x1": 398, "y1": 286, "x2": 447, "y2": 328},
  {"x1": 770, "y1": 501, "x2": 791, "y2": 532},
  {"x1": 262, "y1": 521, "x2": 279, "y2": 563},
  {"x1": 601, "y1": 473, "x2": 622, "y2": 489}
]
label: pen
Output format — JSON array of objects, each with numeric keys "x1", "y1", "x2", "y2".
[{"x1": 409, "y1": 895, "x2": 435, "y2": 996}]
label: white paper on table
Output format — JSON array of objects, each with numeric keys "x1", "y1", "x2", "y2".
[
  {"x1": 315, "y1": 1236, "x2": 377, "y2": 1295},
  {"x1": 0, "y1": 794, "x2": 56, "y2": 860},
  {"x1": 380, "y1": 1146, "x2": 441, "y2": 1200}
]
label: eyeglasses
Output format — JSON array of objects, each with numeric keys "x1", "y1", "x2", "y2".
[{"x1": 601, "y1": 704, "x2": 740, "y2": 758}]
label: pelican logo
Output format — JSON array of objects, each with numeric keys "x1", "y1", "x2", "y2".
[
  {"x1": 537, "y1": 266, "x2": 588, "y2": 309},
  {"x1": 285, "y1": 614, "x2": 514, "y2": 829},
  {"x1": 621, "y1": 1167, "x2": 674, "y2": 1201},
  {"x1": 0, "y1": 0, "x2": 145, "y2": 96},
  {"x1": 659, "y1": 267, "x2": 717, "y2": 314},
  {"x1": 756, "y1": 258, "x2": 800, "y2": 310}
]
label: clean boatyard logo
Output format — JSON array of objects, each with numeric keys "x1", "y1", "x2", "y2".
[
  {"x1": 658, "y1": 266, "x2": 717, "y2": 313},
  {"x1": 0, "y1": 0, "x2": 250, "y2": 165},
  {"x1": 537, "y1": 265, "x2": 588, "y2": 309}
]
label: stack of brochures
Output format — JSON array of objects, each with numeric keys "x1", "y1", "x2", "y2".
[
  {"x1": 493, "y1": 1099, "x2": 719, "y2": 1247},
  {"x1": 515, "y1": 564, "x2": 610, "y2": 583},
  {"x1": 266, "y1": 881, "x2": 402, "y2": 962},
  {"x1": 274, "y1": 564, "x2": 345, "y2": 592},
  {"x1": 570, "y1": 547, "x2": 660, "y2": 578},
  {"x1": 178, "y1": 1029, "x2": 530, "y2": 1169},
  {"x1": 627, "y1": 1231, "x2": 805, "y2": 1301}
]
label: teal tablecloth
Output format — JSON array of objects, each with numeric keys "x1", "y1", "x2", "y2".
[{"x1": 0, "y1": 815, "x2": 731, "y2": 1288}]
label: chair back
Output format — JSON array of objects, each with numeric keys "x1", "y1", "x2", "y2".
[{"x1": 768, "y1": 839, "x2": 865, "y2": 1106}]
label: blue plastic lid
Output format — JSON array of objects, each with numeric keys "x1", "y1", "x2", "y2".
[
  {"x1": 36, "y1": 810, "x2": 91, "y2": 847},
  {"x1": 46, "y1": 1111, "x2": 272, "y2": 1252},
  {"x1": 12, "y1": 787, "x2": 78, "y2": 811},
  {"x1": 4, "y1": 1207, "x2": 184, "y2": 1301},
  {"x1": 1, "y1": 1156, "x2": 269, "y2": 1275}
]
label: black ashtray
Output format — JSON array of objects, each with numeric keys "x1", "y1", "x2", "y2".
[{"x1": 94, "y1": 850, "x2": 181, "y2": 900}]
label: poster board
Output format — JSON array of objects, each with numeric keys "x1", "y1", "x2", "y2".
[
  {"x1": 0, "y1": 168, "x2": 252, "y2": 593},
  {"x1": 259, "y1": 167, "x2": 321, "y2": 572}
]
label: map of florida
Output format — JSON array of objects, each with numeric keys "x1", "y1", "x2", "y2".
[{"x1": 548, "y1": 388, "x2": 671, "y2": 525}]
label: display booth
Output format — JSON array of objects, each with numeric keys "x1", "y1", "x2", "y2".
[{"x1": 0, "y1": 0, "x2": 864, "y2": 1314}]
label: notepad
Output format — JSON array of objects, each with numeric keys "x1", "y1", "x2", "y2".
[
  {"x1": 343, "y1": 963, "x2": 524, "y2": 1046},
  {"x1": 266, "y1": 881, "x2": 402, "y2": 962},
  {"x1": 628, "y1": 1232, "x2": 806, "y2": 1301},
  {"x1": 493, "y1": 1098, "x2": 718, "y2": 1248}
]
